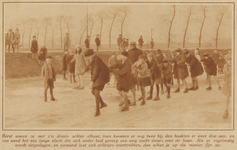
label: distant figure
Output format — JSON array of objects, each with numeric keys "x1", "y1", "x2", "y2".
[
  {"x1": 125, "y1": 39, "x2": 129, "y2": 50},
  {"x1": 14, "y1": 29, "x2": 21, "y2": 53},
  {"x1": 117, "y1": 34, "x2": 122, "y2": 51},
  {"x1": 218, "y1": 54, "x2": 226, "y2": 74},
  {"x1": 161, "y1": 59, "x2": 173, "y2": 99},
  {"x1": 84, "y1": 49, "x2": 110, "y2": 117},
  {"x1": 138, "y1": 36, "x2": 144, "y2": 49},
  {"x1": 41, "y1": 56, "x2": 57, "y2": 102},
  {"x1": 64, "y1": 33, "x2": 70, "y2": 50},
  {"x1": 6, "y1": 29, "x2": 15, "y2": 53},
  {"x1": 95, "y1": 34, "x2": 100, "y2": 51},
  {"x1": 150, "y1": 39, "x2": 154, "y2": 50},
  {"x1": 62, "y1": 50, "x2": 69, "y2": 80},
  {"x1": 31, "y1": 36, "x2": 40, "y2": 65},
  {"x1": 85, "y1": 36, "x2": 90, "y2": 49},
  {"x1": 38, "y1": 44, "x2": 48, "y2": 63}
]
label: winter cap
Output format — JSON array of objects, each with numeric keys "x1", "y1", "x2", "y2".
[{"x1": 84, "y1": 49, "x2": 95, "y2": 57}]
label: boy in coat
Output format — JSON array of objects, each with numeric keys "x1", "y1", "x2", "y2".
[
  {"x1": 84, "y1": 49, "x2": 110, "y2": 117},
  {"x1": 161, "y1": 59, "x2": 173, "y2": 98},
  {"x1": 67, "y1": 50, "x2": 76, "y2": 83},
  {"x1": 62, "y1": 50, "x2": 69, "y2": 80},
  {"x1": 184, "y1": 49, "x2": 204, "y2": 90},
  {"x1": 146, "y1": 52, "x2": 161, "y2": 101},
  {"x1": 41, "y1": 56, "x2": 56, "y2": 102},
  {"x1": 31, "y1": 36, "x2": 40, "y2": 65},
  {"x1": 201, "y1": 53, "x2": 221, "y2": 91},
  {"x1": 110, "y1": 51, "x2": 134, "y2": 111}
]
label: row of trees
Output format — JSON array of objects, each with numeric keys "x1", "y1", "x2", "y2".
[{"x1": 10, "y1": 5, "x2": 230, "y2": 49}]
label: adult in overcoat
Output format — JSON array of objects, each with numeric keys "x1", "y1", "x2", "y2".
[{"x1": 84, "y1": 49, "x2": 110, "y2": 117}]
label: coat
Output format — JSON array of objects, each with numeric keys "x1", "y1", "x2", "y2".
[
  {"x1": 222, "y1": 63, "x2": 231, "y2": 97},
  {"x1": 138, "y1": 38, "x2": 144, "y2": 46},
  {"x1": 6, "y1": 32, "x2": 14, "y2": 45},
  {"x1": 186, "y1": 54, "x2": 204, "y2": 77},
  {"x1": 95, "y1": 37, "x2": 100, "y2": 46},
  {"x1": 14, "y1": 32, "x2": 20, "y2": 44},
  {"x1": 38, "y1": 47, "x2": 47, "y2": 61},
  {"x1": 64, "y1": 35, "x2": 70, "y2": 44},
  {"x1": 67, "y1": 54, "x2": 75, "y2": 73},
  {"x1": 169, "y1": 54, "x2": 189, "y2": 80},
  {"x1": 41, "y1": 63, "x2": 56, "y2": 82},
  {"x1": 85, "y1": 38, "x2": 90, "y2": 48},
  {"x1": 133, "y1": 60, "x2": 150, "y2": 78},
  {"x1": 127, "y1": 47, "x2": 143, "y2": 64},
  {"x1": 161, "y1": 62, "x2": 173, "y2": 80},
  {"x1": 110, "y1": 59, "x2": 134, "y2": 91},
  {"x1": 201, "y1": 57, "x2": 217, "y2": 75},
  {"x1": 218, "y1": 58, "x2": 226, "y2": 68},
  {"x1": 90, "y1": 55, "x2": 110, "y2": 88},
  {"x1": 117, "y1": 37, "x2": 122, "y2": 46},
  {"x1": 31, "y1": 39, "x2": 38, "y2": 53},
  {"x1": 71, "y1": 51, "x2": 88, "y2": 75},
  {"x1": 62, "y1": 53, "x2": 68, "y2": 71},
  {"x1": 212, "y1": 53, "x2": 219, "y2": 65},
  {"x1": 146, "y1": 59, "x2": 161, "y2": 80}
]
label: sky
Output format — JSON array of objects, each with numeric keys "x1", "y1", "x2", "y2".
[{"x1": 4, "y1": 3, "x2": 233, "y2": 48}]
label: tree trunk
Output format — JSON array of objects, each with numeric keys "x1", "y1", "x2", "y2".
[
  {"x1": 216, "y1": 14, "x2": 224, "y2": 48},
  {"x1": 44, "y1": 26, "x2": 48, "y2": 45},
  {"x1": 22, "y1": 26, "x2": 25, "y2": 48},
  {"x1": 198, "y1": 8, "x2": 206, "y2": 48},
  {"x1": 60, "y1": 21, "x2": 62, "y2": 49},
  {"x1": 80, "y1": 26, "x2": 87, "y2": 44},
  {"x1": 89, "y1": 23, "x2": 94, "y2": 41},
  {"x1": 66, "y1": 24, "x2": 70, "y2": 48},
  {"x1": 168, "y1": 6, "x2": 176, "y2": 48},
  {"x1": 121, "y1": 12, "x2": 127, "y2": 38},
  {"x1": 109, "y1": 16, "x2": 116, "y2": 48},
  {"x1": 29, "y1": 27, "x2": 32, "y2": 49},
  {"x1": 99, "y1": 18, "x2": 103, "y2": 48},
  {"x1": 50, "y1": 25, "x2": 54, "y2": 49},
  {"x1": 183, "y1": 10, "x2": 192, "y2": 48},
  {"x1": 36, "y1": 28, "x2": 39, "y2": 42}
]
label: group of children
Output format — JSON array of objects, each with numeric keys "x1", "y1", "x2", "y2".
[{"x1": 41, "y1": 42, "x2": 232, "y2": 118}]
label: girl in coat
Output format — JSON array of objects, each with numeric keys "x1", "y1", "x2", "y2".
[
  {"x1": 222, "y1": 54, "x2": 232, "y2": 118},
  {"x1": 167, "y1": 48, "x2": 189, "y2": 93},
  {"x1": 70, "y1": 44, "x2": 89, "y2": 89},
  {"x1": 184, "y1": 49, "x2": 204, "y2": 90},
  {"x1": 133, "y1": 55, "x2": 151, "y2": 105}
]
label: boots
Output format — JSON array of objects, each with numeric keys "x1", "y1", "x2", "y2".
[
  {"x1": 153, "y1": 85, "x2": 160, "y2": 101},
  {"x1": 50, "y1": 89, "x2": 56, "y2": 101},
  {"x1": 195, "y1": 80, "x2": 199, "y2": 90},
  {"x1": 119, "y1": 96, "x2": 129, "y2": 111},
  {"x1": 188, "y1": 79, "x2": 195, "y2": 90},
  {"x1": 146, "y1": 85, "x2": 153, "y2": 100},
  {"x1": 174, "y1": 87, "x2": 180, "y2": 93}
]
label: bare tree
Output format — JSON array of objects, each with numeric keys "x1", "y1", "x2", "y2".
[
  {"x1": 21, "y1": 21, "x2": 26, "y2": 48},
  {"x1": 56, "y1": 15, "x2": 64, "y2": 49},
  {"x1": 118, "y1": 6, "x2": 130, "y2": 38},
  {"x1": 198, "y1": 6, "x2": 207, "y2": 48},
  {"x1": 215, "y1": 6, "x2": 228, "y2": 48},
  {"x1": 27, "y1": 19, "x2": 34, "y2": 49},
  {"x1": 32, "y1": 19, "x2": 40, "y2": 41},
  {"x1": 182, "y1": 6, "x2": 193, "y2": 48},
  {"x1": 79, "y1": 26, "x2": 87, "y2": 44},
  {"x1": 108, "y1": 7, "x2": 119, "y2": 48},
  {"x1": 97, "y1": 11, "x2": 107, "y2": 48},
  {"x1": 43, "y1": 17, "x2": 50, "y2": 45},
  {"x1": 48, "y1": 18, "x2": 54, "y2": 49},
  {"x1": 62, "y1": 16, "x2": 72, "y2": 48},
  {"x1": 88, "y1": 14, "x2": 95, "y2": 41},
  {"x1": 167, "y1": 5, "x2": 176, "y2": 48}
]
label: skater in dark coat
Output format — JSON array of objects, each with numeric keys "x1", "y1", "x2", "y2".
[
  {"x1": 110, "y1": 51, "x2": 134, "y2": 111},
  {"x1": 146, "y1": 52, "x2": 161, "y2": 101},
  {"x1": 201, "y1": 53, "x2": 221, "y2": 91},
  {"x1": 84, "y1": 49, "x2": 110, "y2": 117},
  {"x1": 167, "y1": 48, "x2": 189, "y2": 93},
  {"x1": 161, "y1": 59, "x2": 173, "y2": 98},
  {"x1": 183, "y1": 49, "x2": 204, "y2": 90},
  {"x1": 38, "y1": 44, "x2": 47, "y2": 62},
  {"x1": 85, "y1": 36, "x2": 90, "y2": 49},
  {"x1": 95, "y1": 34, "x2": 100, "y2": 51}
]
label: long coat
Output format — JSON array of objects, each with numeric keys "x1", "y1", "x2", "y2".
[
  {"x1": 95, "y1": 37, "x2": 100, "y2": 46},
  {"x1": 85, "y1": 38, "x2": 90, "y2": 48},
  {"x1": 90, "y1": 55, "x2": 110, "y2": 88},
  {"x1": 138, "y1": 38, "x2": 144, "y2": 46},
  {"x1": 38, "y1": 47, "x2": 47, "y2": 61},
  {"x1": 169, "y1": 54, "x2": 189, "y2": 80},
  {"x1": 161, "y1": 62, "x2": 173, "y2": 80},
  {"x1": 222, "y1": 63, "x2": 231, "y2": 97},
  {"x1": 41, "y1": 64, "x2": 56, "y2": 82},
  {"x1": 71, "y1": 51, "x2": 88, "y2": 75},
  {"x1": 117, "y1": 37, "x2": 122, "y2": 46},
  {"x1": 31, "y1": 39, "x2": 38, "y2": 53},
  {"x1": 146, "y1": 59, "x2": 161, "y2": 80},
  {"x1": 127, "y1": 47, "x2": 143, "y2": 64},
  {"x1": 186, "y1": 54, "x2": 204, "y2": 77},
  {"x1": 201, "y1": 57, "x2": 217, "y2": 75},
  {"x1": 110, "y1": 59, "x2": 134, "y2": 91}
]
